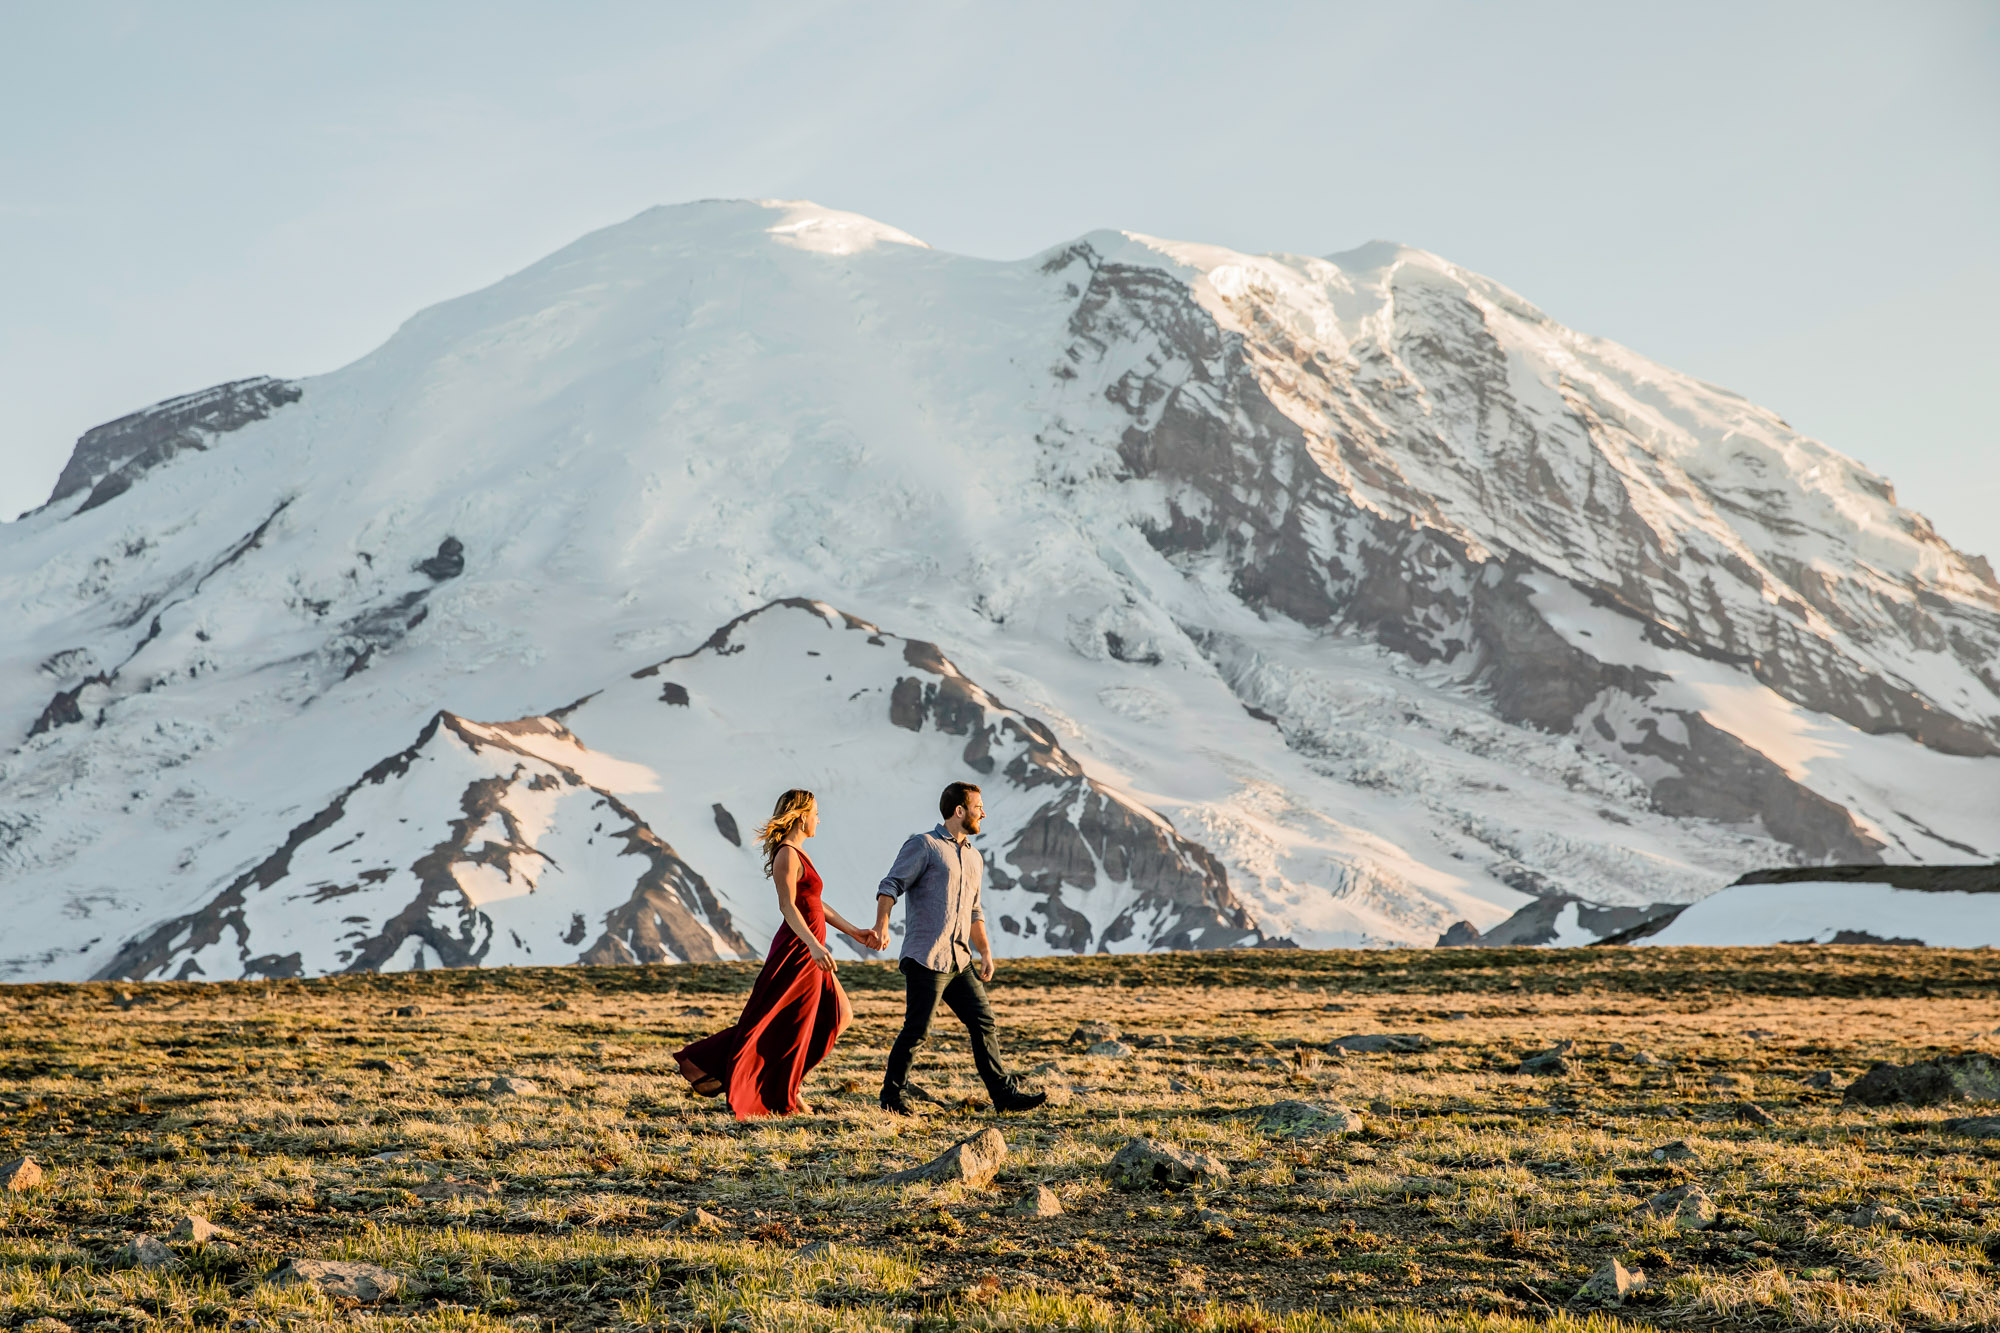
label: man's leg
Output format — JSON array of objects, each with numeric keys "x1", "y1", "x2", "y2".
[
  {"x1": 939, "y1": 965, "x2": 1012, "y2": 1099},
  {"x1": 882, "y1": 959, "x2": 949, "y2": 1101}
]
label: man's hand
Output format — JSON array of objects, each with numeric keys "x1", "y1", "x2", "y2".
[
  {"x1": 852, "y1": 927, "x2": 885, "y2": 952},
  {"x1": 976, "y1": 952, "x2": 994, "y2": 983}
]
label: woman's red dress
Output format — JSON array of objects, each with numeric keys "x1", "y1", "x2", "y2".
[{"x1": 675, "y1": 849, "x2": 852, "y2": 1119}]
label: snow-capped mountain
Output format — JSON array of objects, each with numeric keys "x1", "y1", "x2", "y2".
[{"x1": 3, "y1": 199, "x2": 1996, "y2": 980}]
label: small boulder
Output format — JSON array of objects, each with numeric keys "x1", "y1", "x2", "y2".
[
  {"x1": 1632, "y1": 1051, "x2": 1672, "y2": 1069},
  {"x1": 1944, "y1": 1116, "x2": 2000, "y2": 1139},
  {"x1": 169, "y1": 1214, "x2": 223, "y2": 1244},
  {"x1": 1846, "y1": 1201, "x2": 1911, "y2": 1230},
  {"x1": 1087, "y1": 1040, "x2": 1134, "y2": 1059},
  {"x1": 1635, "y1": 1182, "x2": 1717, "y2": 1231},
  {"x1": 392, "y1": 1005, "x2": 424, "y2": 1018},
  {"x1": 1327, "y1": 1033, "x2": 1429, "y2": 1054},
  {"x1": 1650, "y1": 1140, "x2": 1696, "y2": 1162},
  {"x1": 0, "y1": 1155, "x2": 44, "y2": 1192},
  {"x1": 482, "y1": 1075, "x2": 540, "y2": 1097},
  {"x1": 1134, "y1": 1034, "x2": 1174, "y2": 1049},
  {"x1": 118, "y1": 1234, "x2": 181, "y2": 1270},
  {"x1": 1069, "y1": 1022, "x2": 1120, "y2": 1045},
  {"x1": 540, "y1": 997, "x2": 571, "y2": 1011},
  {"x1": 1577, "y1": 1258, "x2": 1647, "y2": 1304},
  {"x1": 1166, "y1": 1076, "x2": 1205, "y2": 1095},
  {"x1": 1735, "y1": 1101, "x2": 1777, "y2": 1128},
  {"x1": 1193, "y1": 1207, "x2": 1233, "y2": 1227},
  {"x1": 669, "y1": 1207, "x2": 726, "y2": 1232},
  {"x1": 1257, "y1": 1100, "x2": 1362, "y2": 1138},
  {"x1": 1801, "y1": 1071, "x2": 1836, "y2": 1090},
  {"x1": 1107, "y1": 1137, "x2": 1230, "y2": 1190},
  {"x1": 880, "y1": 1128, "x2": 1008, "y2": 1188},
  {"x1": 1518, "y1": 1047, "x2": 1572, "y2": 1076},
  {"x1": 1011, "y1": 1184, "x2": 1063, "y2": 1217},
  {"x1": 269, "y1": 1257, "x2": 408, "y2": 1302},
  {"x1": 1844, "y1": 1054, "x2": 2000, "y2": 1108}
]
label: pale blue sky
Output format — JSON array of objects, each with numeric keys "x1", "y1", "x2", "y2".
[{"x1": 3, "y1": 2, "x2": 1995, "y2": 557}]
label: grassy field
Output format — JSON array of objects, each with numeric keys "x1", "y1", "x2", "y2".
[{"x1": 4, "y1": 945, "x2": 2000, "y2": 1332}]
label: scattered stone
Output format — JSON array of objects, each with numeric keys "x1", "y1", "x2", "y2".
[
  {"x1": 1011, "y1": 1184, "x2": 1063, "y2": 1217},
  {"x1": 1107, "y1": 1137, "x2": 1231, "y2": 1190},
  {"x1": 169, "y1": 1214, "x2": 223, "y2": 1243},
  {"x1": 1632, "y1": 1052, "x2": 1672, "y2": 1069},
  {"x1": 482, "y1": 1075, "x2": 540, "y2": 1097},
  {"x1": 541, "y1": 998, "x2": 571, "y2": 1011},
  {"x1": 1635, "y1": 1182, "x2": 1718, "y2": 1231},
  {"x1": 1735, "y1": 1101, "x2": 1778, "y2": 1127},
  {"x1": 269, "y1": 1258, "x2": 409, "y2": 1302},
  {"x1": 1518, "y1": 1045, "x2": 1573, "y2": 1076},
  {"x1": 1369, "y1": 1098, "x2": 1393, "y2": 1117},
  {"x1": 1327, "y1": 1034, "x2": 1429, "y2": 1054},
  {"x1": 1577, "y1": 1258, "x2": 1648, "y2": 1304},
  {"x1": 1, "y1": 1155, "x2": 44, "y2": 1192},
  {"x1": 1086, "y1": 1040, "x2": 1134, "y2": 1059},
  {"x1": 1742, "y1": 1029, "x2": 1778, "y2": 1041},
  {"x1": 1844, "y1": 1054, "x2": 2000, "y2": 1108},
  {"x1": 117, "y1": 1234, "x2": 181, "y2": 1270},
  {"x1": 1650, "y1": 1140, "x2": 1696, "y2": 1162},
  {"x1": 1193, "y1": 1207, "x2": 1233, "y2": 1227},
  {"x1": 392, "y1": 1005, "x2": 424, "y2": 1018},
  {"x1": 1801, "y1": 1071, "x2": 1836, "y2": 1090},
  {"x1": 1258, "y1": 1100, "x2": 1362, "y2": 1138},
  {"x1": 880, "y1": 1128, "x2": 1008, "y2": 1188},
  {"x1": 1134, "y1": 1034, "x2": 1173, "y2": 1049},
  {"x1": 792, "y1": 1241, "x2": 838, "y2": 1261},
  {"x1": 1445, "y1": 1011, "x2": 1471, "y2": 1021},
  {"x1": 359, "y1": 1058, "x2": 406, "y2": 1074},
  {"x1": 1845, "y1": 1201, "x2": 1911, "y2": 1230},
  {"x1": 1070, "y1": 1022, "x2": 1120, "y2": 1045},
  {"x1": 1943, "y1": 1116, "x2": 2000, "y2": 1139},
  {"x1": 1166, "y1": 1076, "x2": 1206, "y2": 1095},
  {"x1": 670, "y1": 1207, "x2": 726, "y2": 1232}
]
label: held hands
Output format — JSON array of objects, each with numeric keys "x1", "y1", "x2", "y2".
[{"x1": 847, "y1": 926, "x2": 887, "y2": 952}]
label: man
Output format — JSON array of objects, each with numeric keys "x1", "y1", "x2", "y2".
[{"x1": 872, "y1": 780, "x2": 1046, "y2": 1115}]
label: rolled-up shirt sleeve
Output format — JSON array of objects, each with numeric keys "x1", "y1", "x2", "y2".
[{"x1": 877, "y1": 834, "x2": 927, "y2": 899}]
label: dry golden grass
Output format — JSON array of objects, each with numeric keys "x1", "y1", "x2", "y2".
[{"x1": 3, "y1": 945, "x2": 1999, "y2": 1331}]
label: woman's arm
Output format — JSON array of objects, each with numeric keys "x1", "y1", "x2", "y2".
[
  {"x1": 823, "y1": 905, "x2": 884, "y2": 951},
  {"x1": 774, "y1": 846, "x2": 838, "y2": 973}
]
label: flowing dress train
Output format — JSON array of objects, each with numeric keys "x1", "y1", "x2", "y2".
[{"x1": 675, "y1": 849, "x2": 852, "y2": 1118}]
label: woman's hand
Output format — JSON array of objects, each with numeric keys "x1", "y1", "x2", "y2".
[
  {"x1": 848, "y1": 926, "x2": 885, "y2": 952},
  {"x1": 807, "y1": 939, "x2": 838, "y2": 974}
]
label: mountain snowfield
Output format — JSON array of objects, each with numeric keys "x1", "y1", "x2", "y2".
[{"x1": 3, "y1": 199, "x2": 1997, "y2": 981}]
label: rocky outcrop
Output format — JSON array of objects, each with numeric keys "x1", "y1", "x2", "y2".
[{"x1": 42, "y1": 377, "x2": 301, "y2": 515}]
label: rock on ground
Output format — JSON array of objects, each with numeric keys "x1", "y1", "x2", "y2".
[
  {"x1": 270, "y1": 1258, "x2": 409, "y2": 1302},
  {"x1": 1844, "y1": 1054, "x2": 2000, "y2": 1107},
  {"x1": 1258, "y1": 1101, "x2": 1363, "y2": 1138},
  {"x1": 0, "y1": 1156, "x2": 44, "y2": 1192},
  {"x1": 482, "y1": 1075, "x2": 540, "y2": 1097},
  {"x1": 1944, "y1": 1116, "x2": 2000, "y2": 1138},
  {"x1": 118, "y1": 1234, "x2": 180, "y2": 1270},
  {"x1": 670, "y1": 1207, "x2": 726, "y2": 1232},
  {"x1": 1086, "y1": 1040, "x2": 1134, "y2": 1058},
  {"x1": 1650, "y1": 1140, "x2": 1696, "y2": 1162},
  {"x1": 880, "y1": 1128, "x2": 1008, "y2": 1188},
  {"x1": 1518, "y1": 1039, "x2": 1576, "y2": 1075},
  {"x1": 1069, "y1": 1022, "x2": 1119, "y2": 1045},
  {"x1": 1846, "y1": 1201, "x2": 1912, "y2": 1229},
  {"x1": 1108, "y1": 1137, "x2": 1230, "y2": 1190},
  {"x1": 1578, "y1": 1259, "x2": 1647, "y2": 1304},
  {"x1": 792, "y1": 1241, "x2": 838, "y2": 1261},
  {"x1": 1736, "y1": 1101, "x2": 1778, "y2": 1127},
  {"x1": 1011, "y1": 1184, "x2": 1063, "y2": 1217},
  {"x1": 1327, "y1": 1034, "x2": 1429, "y2": 1053},
  {"x1": 1635, "y1": 1183, "x2": 1717, "y2": 1231},
  {"x1": 169, "y1": 1214, "x2": 222, "y2": 1243}
]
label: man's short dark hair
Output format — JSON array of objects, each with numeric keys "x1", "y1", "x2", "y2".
[{"x1": 940, "y1": 781, "x2": 982, "y2": 820}]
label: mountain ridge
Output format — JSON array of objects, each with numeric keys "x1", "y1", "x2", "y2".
[{"x1": 4, "y1": 198, "x2": 1995, "y2": 979}]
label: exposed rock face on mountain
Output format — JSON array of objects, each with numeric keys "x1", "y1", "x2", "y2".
[{"x1": 3, "y1": 200, "x2": 1996, "y2": 979}]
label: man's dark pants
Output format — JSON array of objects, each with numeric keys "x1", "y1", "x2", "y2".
[{"x1": 883, "y1": 958, "x2": 1011, "y2": 1099}]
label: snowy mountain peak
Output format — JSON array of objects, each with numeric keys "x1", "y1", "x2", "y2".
[{"x1": 3, "y1": 200, "x2": 1996, "y2": 980}]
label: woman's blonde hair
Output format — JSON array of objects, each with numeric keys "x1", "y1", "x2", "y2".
[{"x1": 757, "y1": 788, "x2": 816, "y2": 878}]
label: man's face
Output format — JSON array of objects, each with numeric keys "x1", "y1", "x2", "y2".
[{"x1": 959, "y1": 794, "x2": 984, "y2": 835}]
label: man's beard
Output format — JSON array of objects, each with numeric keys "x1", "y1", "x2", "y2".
[{"x1": 962, "y1": 811, "x2": 982, "y2": 835}]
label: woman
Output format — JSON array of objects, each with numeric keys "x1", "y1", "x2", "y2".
[{"x1": 674, "y1": 789, "x2": 882, "y2": 1118}]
